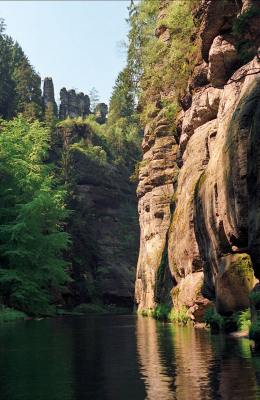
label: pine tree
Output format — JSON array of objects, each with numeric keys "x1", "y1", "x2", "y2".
[
  {"x1": 0, "y1": 116, "x2": 72, "y2": 314},
  {"x1": 0, "y1": 19, "x2": 15, "y2": 119},
  {"x1": 89, "y1": 87, "x2": 100, "y2": 113}
]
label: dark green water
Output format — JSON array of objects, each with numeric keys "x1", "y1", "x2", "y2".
[{"x1": 1, "y1": 315, "x2": 260, "y2": 400}]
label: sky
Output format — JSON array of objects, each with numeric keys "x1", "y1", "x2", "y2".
[{"x1": 0, "y1": 1, "x2": 132, "y2": 106}]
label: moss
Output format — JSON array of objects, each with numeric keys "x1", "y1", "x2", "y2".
[
  {"x1": 228, "y1": 255, "x2": 254, "y2": 290},
  {"x1": 172, "y1": 263, "x2": 181, "y2": 279},
  {"x1": 155, "y1": 245, "x2": 168, "y2": 301}
]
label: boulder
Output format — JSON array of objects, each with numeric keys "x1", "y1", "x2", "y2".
[
  {"x1": 200, "y1": 0, "x2": 241, "y2": 62},
  {"x1": 208, "y1": 34, "x2": 240, "y2": 87},
  {"x1": 171, "y1": 272, "x2": 211, "y2": 322},
  {"x1": 215, "y1": 254, "x2": 254, "y2": 314}
]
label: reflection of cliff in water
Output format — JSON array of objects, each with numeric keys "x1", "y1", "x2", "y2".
[
  {"x1": 136, "y1": 317, "x2": 175, "y2": 400},
  {"x1": 136, "y1": 317, "x2": 260, "y2": 400}
]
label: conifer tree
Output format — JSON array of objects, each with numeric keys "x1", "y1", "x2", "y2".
[{"x1": 0, "y1": 117, "x2": 72, "y2": 314}]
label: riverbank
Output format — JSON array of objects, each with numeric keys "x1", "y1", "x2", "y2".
[{"x1": 0, "y1": 303, "x2": 131, "y2": 324}]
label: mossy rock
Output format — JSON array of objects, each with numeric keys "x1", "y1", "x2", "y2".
[{"x1": 216, "y1": 253, "x2": 254, "y2": 314}]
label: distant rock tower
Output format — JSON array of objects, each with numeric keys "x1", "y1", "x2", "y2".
[
  {"x1": 43, "y1": 77, "x2": 57, "y2": 116},
  {"x1": 95, "y1": 103, "x2": 108, "y2": 125},
  {"x1": 59, "y1": 88, "x2": 91, "y2": 120}
]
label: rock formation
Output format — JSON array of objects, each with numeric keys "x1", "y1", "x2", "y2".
[
  {"x1": 52, "y1": 121, "x2": 140, "y2": 307},
  {"x1": 43, "y1": 77, "x2": 57, "y2": 116},
  {"x1": 59, "y1": 88, "x2": 91, "y2": 120},
  {"x1": 135, "y1": 0, "x2": 260, "y2": 319},
  {"x1": 95, "y1": 103, "x2": 108, "y2": 124}
]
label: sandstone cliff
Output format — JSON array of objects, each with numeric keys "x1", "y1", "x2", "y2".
[
  {"x1": 59, "y1": 88, "x2": 91, "y2": 120},
  {"x1": 135, "y1": 0, "x2": 260, "y2": 319},
  {"x1": 43, "y1": 77, "x2": 57, "y2": 116},
  {"x1": 51, "y1": 120, "x2": 140, "y2": 307}
]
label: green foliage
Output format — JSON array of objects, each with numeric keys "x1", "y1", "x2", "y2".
[
  {"x1": 74, "y1": 304, "x2": 129, "y2": 314},
  {"x1": 138, "y1": 0, "x2": 199, "y2": 126},
  {"x1": 203, "y1": 306, "x2": 226, "y2": 330},
  {"x1": 249, "y1": 292, "x2": 260, "y2": 309},
  {"x1": 115, "y1": 202, "x2": 140, "y2": 265},
  {"x1": 232, "y1": 7, "x2": 260, "y2": 37},
  {"x1": 0, "y1": 116, "x2": 72, "y2": 314},
  {"x1": 168, "y1": 306, "x2": 191, "y2": 325},
  {"x1": 141, "y1": 309, "x2": 153, "y2": 317},
  {"x1": 237, "y1": 309, "x2": 251, "y2": 332},
  {"x1": 204, "y1": 306, "x2": 251, "y2": 332},
  {"x1": 155, "y1": 247, "x2": 167, "y2": 301},
  {"x1": 0, "y1": 19, "x2": 43, "y2": 120},
  {"x1": 153, "y1": 304, "x2": 191, "y2": 324},
  {"x1": 232, "y1": 6, "x2": 260, "y2": 63},
  {"x1": 125, "y1": 0, "x2": 159, "y2": 95},
  {"x1": 153, "y1": 303, "x2": 170, "y2": 320},
  {"x1": 0, "y1": 305, "x2": 27, "y2": 323},
  {"x1": 89, "y1": 87, "x2": 100, "y2": 113},
  {"x1": 249, "y1": 318, "x2": 260, "y2": 341}
]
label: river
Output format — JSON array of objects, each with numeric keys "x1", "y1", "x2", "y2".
[{"x1": 0, "y1": 314, "x2": 260, "y2": 399}]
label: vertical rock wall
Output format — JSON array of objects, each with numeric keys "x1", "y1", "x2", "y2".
[
  {"x1": 43, "y1": 77, "x2": 57, "y2": 116},
  {"x1": 59, "y1": 88, "x2": 91, "y2": 120},
  {"x1": 135, "y1": 0, "x2": 260, "y2": 318}
]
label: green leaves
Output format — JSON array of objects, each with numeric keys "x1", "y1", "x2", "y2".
[
  {"x1": 0, "y1": 19, "x2": 43, "y2": 120},
  {"x1": 0, "y1": 117, "x2": 72, "y2": 314}
]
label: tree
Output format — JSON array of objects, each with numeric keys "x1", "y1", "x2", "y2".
[
  {"x1": 44, "y1": 102, "x2": 57, "y2": 136},
  {"x1": 89, "y1": 87, "x2": 100, "y2": 112},
  {"x1": 0, "y1": 19, "x2": 43, "y2": 121},
  {"x1": 0, "y1": 116, "x2": 72, "y2": 314},
  {"x1": 0, "y1": 19, "x2": 15, "y2": 119},
  {"x1": 14, "y1": 59, "x2": 43, "y2": 120}
]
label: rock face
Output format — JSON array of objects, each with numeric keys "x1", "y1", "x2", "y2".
[
  {"x1": 59, "y1": 88, "x2": 91, "y2": 120},
  {"x1": 53, "y1": 121, "x2": 140, "y2": 308},
  {"x1": 95, "y1": 103, "x2": 108, "y2": 124},
  {"x1": 135, "y1": 0, "x2": 260, "y2": 318},
  {"x1": 43, "y1": 77, "x2": 57, "y2": 115}
]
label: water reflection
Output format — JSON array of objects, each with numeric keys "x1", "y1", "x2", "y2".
[
  {"x1": 1, "y1": 315, "x2": 260, "y2": 399},
  {"x1": 136, "y1": 317, "x2": 260, "y2": 400},
  {"x1": 0, "y1": 318, "x2": 74, "y2": 400}
]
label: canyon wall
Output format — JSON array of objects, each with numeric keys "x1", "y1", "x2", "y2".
[
  {"x1": 51, "y1": 121, "x2": 139, "y2": 308},
  {"x1": 135, "y1": 0, "x2": 260, "y2": 319}
]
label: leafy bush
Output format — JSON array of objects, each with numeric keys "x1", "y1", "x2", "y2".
[
  {"x1": 249, "y1": 318, "x2": 260, "y2": 341},
  {"x1": 237, "y1": 308, "x2": 251, "y2": 331},
  {"x1": 0, "y1": 306, "x2": 27, "y2": 323},
  {"x1": 74, "y1": 304, "x2": 130, "y2": 314},
  {"x1": 153, "y1": 304, "x2": 170, "y2": 320},
  {"x1": 249, "y1": 292, "x2": 260, "y2": 309},
  {"x1": 203, "y1": 306, "x2": 226, "y2": 330},
  {"x1": 204, "y1": 306, "x2": 251, "y2": 332},
  {"x1": 152, "y1": 304, "x2": 191, "y2": 324},
  {"x1": 74, "y1": 304, "x2": 104, "y2": 313},
  {"x1": 168, "y1": 306, "x2": 190, "y2": 324}
]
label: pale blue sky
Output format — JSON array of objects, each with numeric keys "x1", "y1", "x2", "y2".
[{"x1": 0, "y1": 1, "x2": 131, "y2": 106}]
